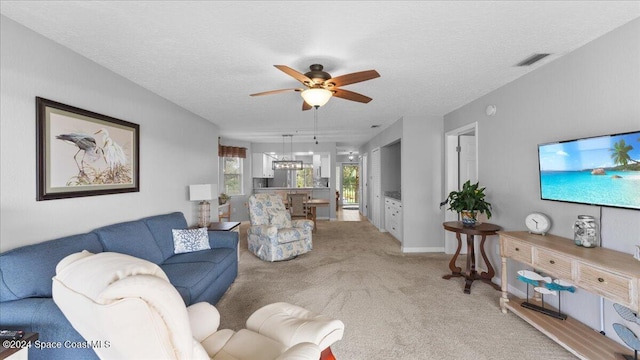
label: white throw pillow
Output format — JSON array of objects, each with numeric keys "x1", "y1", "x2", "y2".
[{"x1": 172, "y1": 228, "x2": 211, "y2": 254}]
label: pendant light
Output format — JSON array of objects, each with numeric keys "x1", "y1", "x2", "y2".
[{"x1": 272, "y1": 135, "x2": 303, "y2": 170}]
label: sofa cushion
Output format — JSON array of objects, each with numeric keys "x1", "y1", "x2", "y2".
[
  {"x1": 160, "y1": 248, "x2": 236, "y2": 305},
  {"x1": 0, "y1": 233, "x2": 103, "y2": 301},
  {"x1": 93, "y1": 220, "x2": 164, "y2": 264},
  {"x1": 172, "y1": 228, "x2": 210, "y2": 254},
  {"x1": 142, "y1": 212, "x2": 189, "y2": 261}
]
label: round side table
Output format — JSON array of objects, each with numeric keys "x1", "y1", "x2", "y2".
[{"x1": 442, "y1": 221, "x2": 502, "y2": 294}]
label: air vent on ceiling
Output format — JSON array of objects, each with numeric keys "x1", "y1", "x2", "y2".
[{"x1": 516, "y1": 53, "x2": 551, "y2": 67}]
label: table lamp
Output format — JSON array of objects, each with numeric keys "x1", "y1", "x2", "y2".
[{"x1": 189, "y1": 184, "x2": 216, "y2": 227}]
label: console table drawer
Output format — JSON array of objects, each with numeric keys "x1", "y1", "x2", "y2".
[
  {"x1": 533, "y1": 249, "x2": 573, "y2": 280},
  {"x1": 576, "y1": 263, "x2": 633, "y2": 305},
  {"x1": 502, "y1": 239, "x2": 532, "y2": 264}
]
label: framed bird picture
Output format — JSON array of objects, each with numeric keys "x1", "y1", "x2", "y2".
[{"x1": 36, "y1": 97, "x2": 140, "y2": 200}]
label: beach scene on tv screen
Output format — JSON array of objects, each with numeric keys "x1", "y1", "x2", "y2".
[{"x1": 539, "y1": 131, "x2": 640, "y2": 209}]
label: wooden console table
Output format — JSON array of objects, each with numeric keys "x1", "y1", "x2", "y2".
[
  {"x1": 499, "y1": 231, "x2": 640, "y2": 360},
  {"x1": 442, "y1": 221, "x2": 502, "y2": 294}
]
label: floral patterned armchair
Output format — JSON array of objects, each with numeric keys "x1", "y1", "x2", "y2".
[{"x1": 247, "y1": 194, "x2": 313, "y2": 261}]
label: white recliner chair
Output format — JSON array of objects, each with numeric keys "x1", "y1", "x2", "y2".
[
  {"x1": 247, "y1": 194, "x2": 314, "y2": 261},
  {"x1": 52, "y1": 251, "x2": 344, "y2": 360}
]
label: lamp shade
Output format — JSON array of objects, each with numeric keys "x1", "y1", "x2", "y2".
[
  {"x1": 301, "y1": 88, "x2": 332, "y2": 107},
  {"x1": 189, "y1": 184, "x2": 213, "y2": 201}
]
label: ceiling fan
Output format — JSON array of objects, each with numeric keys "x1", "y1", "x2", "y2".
[{"x1": 250, "y1": 64, "x2": 380, "y2": 110}]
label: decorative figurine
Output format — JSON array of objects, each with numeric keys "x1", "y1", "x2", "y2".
[{"x1": 517, "y1": 270, "x2": 575, "y2": 320}]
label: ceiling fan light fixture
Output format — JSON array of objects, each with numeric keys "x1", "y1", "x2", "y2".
[{"x1": 301, "y1": 88, "x2": 332, "y2": 107}]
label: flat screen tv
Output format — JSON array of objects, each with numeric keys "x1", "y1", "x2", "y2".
[{"x1": 538, "y1": 130, "x2": 640, "y2": 210}]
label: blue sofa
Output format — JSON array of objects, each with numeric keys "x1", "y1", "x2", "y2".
[{"x1": 0, "y1": 212, "x2": 238, "y2": 360}]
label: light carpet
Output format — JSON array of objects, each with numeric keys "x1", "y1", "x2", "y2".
[{"x1": 215, "y1": 220, "x2": 576, "y2": 359}]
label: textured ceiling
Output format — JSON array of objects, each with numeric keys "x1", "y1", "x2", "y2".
[{"x1": 2, "y1": 1, "x2": 639, "y2": 154}]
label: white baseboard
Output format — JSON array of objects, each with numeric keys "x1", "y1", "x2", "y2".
[{"x1": 401, "y1": 246, "x2": 445, "y2": 253}]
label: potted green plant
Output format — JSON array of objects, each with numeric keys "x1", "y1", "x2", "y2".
[
  {"x1": 219, "y1": 193, "x2": 230, "y2": 205},
  {"x1": 444, "y1": 180, "x2": 492, "y2": 226}
]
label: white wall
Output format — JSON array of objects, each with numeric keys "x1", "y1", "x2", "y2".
[
  {"x1": 402, "y1": 115, "x2": 444, "y2": 252},
  {"x1": 360, "y1": 115, "x2": 444, "y2": 253},
  {"x1": 0, "y1": 16, "x2": 219, "y2": 251},
  {"x1": 444, "y1": 18, "x2": 640, "y2": 343}
]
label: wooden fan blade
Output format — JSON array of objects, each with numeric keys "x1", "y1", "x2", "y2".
[
  {"x1": 332, "y1": 88, "x2": 372, "y2": 103},
  {"x1": 302, "y1": 101, "x2": 312, "y2": 111},
  {"x1": 250, "y1": 88, "x2": 302, "y2": 96},
  {"x1": 274, "y1": 65, "x2": 314, "y2": 86},
  {"x1": 325, "y1": 70, "x2": 380, "y2": 88}
]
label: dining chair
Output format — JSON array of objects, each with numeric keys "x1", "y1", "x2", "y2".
[{"x1": 288, "y1": 193, "x2": 309, "y2": 219}]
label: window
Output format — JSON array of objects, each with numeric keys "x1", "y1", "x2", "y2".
[
  {"x1": 223, "y1": 157, "x2": 243, "y2": 195},
  {"x1": 296, "y1": 166, "x2": 313, "y2": 188}
]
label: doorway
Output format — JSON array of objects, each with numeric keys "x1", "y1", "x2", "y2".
[
  {"x1": 444, "y1": 123, "x2": 478, "y2": 254},
  {"x1": 361, "y1": 153, "x2": 368, "y2": 218},
  {"x1": 341, "y1": 163, "x2": 359, "y2": 208}
]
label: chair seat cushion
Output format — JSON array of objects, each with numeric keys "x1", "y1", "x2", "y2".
[{"x1": 207, "y1": 329, "x2": 286, "y2": 360}]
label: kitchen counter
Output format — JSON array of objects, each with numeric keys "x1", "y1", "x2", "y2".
[{"x1": 384, "y1": 191, "x2": 401, "y2": 201}]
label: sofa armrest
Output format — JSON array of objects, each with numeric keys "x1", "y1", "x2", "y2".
[{"x1": 207, "y1": 231, "x2": 238, "y2": 250}]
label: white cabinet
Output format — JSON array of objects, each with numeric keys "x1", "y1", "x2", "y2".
[
  {"x1": 384, "y1": 197, "x2": 402, "y2": 241},
  {"x1": 313, "y1": 154, "x2": 330, "y2": 178},
  {"x1": 252, "y1": 153, "x2": 274, "y2": 178},
  {"x1": 321, "y1": 155, "x2": 330, "y2": 178},
  {"x1": 263, "y1": 154, "x2": 274, "y2": 177}
]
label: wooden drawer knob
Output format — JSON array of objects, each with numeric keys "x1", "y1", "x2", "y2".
[
  {"x1": 550, "y1": 260, "x2": 555, "y2": 264},
  {"x1": 515, "y1": 248, "x2": 520, "y2": 251},
  {"x1": 598, "y1": 277, "x2": 605, "y2": 283}
]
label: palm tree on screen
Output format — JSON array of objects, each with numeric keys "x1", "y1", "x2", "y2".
[{"x1": 610, "y1": 139, "x2": 638, "y2": 170}]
